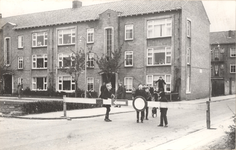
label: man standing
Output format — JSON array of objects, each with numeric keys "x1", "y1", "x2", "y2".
[
  {"x1": 134, "y1": 83, "x2": 147, "y2": 123},
  {"x1": 115, "y1": 82, "x2": 125, "y2": 107},
  {"x1": 155, "y1": 76, "x2": 166, "y2": 92},
  {"x1": 100, "y1": 82, "x2": 114, "y2": 122},
  {"x1": 158, "y1": 90, "x2": 168, "y2": 127}
]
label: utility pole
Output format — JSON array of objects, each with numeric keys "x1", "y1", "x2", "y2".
[{"x1": 207, "y1": 46, "x2": 212, "y2": 129}]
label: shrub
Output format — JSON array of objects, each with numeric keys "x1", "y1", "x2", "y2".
[{"x1": 225, "y1": 115, "x2": 235, "y2": 149}]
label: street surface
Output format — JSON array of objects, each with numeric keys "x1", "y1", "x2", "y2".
[{"x1": 0, "y1": 98, "x2": 235, "y2": 150}]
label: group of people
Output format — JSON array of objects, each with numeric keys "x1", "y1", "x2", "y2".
[{"x1": 99, "y1": 76, "x2": 169, "y2": 127}]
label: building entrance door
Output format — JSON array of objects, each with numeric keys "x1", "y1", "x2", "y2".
[{"x1": 3, "y1": 74, "x2": 12, "y2": 94}]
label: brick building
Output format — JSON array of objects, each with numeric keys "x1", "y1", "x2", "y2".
[
  {"x1": 0, "y1": 0, "x2": 210, "y2": 100},
  {"x1": 210, "y1": 30, "x2": 236, "y2": 96}
]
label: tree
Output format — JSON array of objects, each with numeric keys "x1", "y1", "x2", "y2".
[
  {"x1": 95, "y1": 44, "x2": 124, "y2": 82},
  {"x1": 59, "y1": 49, "x2": 85, "y2": 97}
]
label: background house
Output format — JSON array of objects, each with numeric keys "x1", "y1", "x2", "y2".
[
  {"x1": 210, "y1": 30, "x2": 236, "y2": 96},
  {"x1": 0, "y1": 0, "x2": 210, "y2": 100}
]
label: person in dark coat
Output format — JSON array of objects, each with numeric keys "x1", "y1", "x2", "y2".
[
  {"x1": 134, "y1": 83, "x2": 147, "y2": 123},
  {"x1": 99, "y1": 82, "x2": 106, "y2": 98},
  {"x1": 144, "y1": 87, "x2": 152, "y2": 120},
  {"x1": 158, "y1": 90, "x2": 168, "y2": 127},
  {"x1": 115, "y1": 82, "x2": 125, "y2": 107},
  {"x1": 155, "y1": 76, "x2": 166, "y2": 92},
  {"x1": 100, "y1": 82, "x2": 114, "y2": 122}
]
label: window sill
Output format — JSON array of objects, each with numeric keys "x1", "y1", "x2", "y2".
[
  {"x1": 126, "y1": 91, "x2": 132, "y2": 93},
  {"x1": 58, "y1": 90, "x2": 75, "y2": 93},
  {"x1": 31, "y1": 89, "x2": 47, "y2": 91},
  {"x1": 186, "y1": 91, "x2": 191, "y2": 94},
  {"x1": 18, "y1": 47, "x2": 24, "y2": 49},
  {"x1": 124, "y1": 65, "x2": 133, "y2": 68},
  {"x1": 32, "y1": 68, "x2": 47, "y2": 70},
  {"x1": 32, "y1": 46, "x2": 47, "y2": 48},
  {"x1": 147, "y1": 64, "x2": 171, "y2": 67},
  {"x1": 147, "y1": 36, "x2": 171, "y2": 39},
  {"x1": 17, "y1": 68, "x2": 24, "y2": 70},
  {"x1": 87, "y1": 42, "x2": 94, "y2": 44},
  {"x1": 125, "y1": 38, "x2": 133, "y2": 41},
  {"x1": 58, "y1": 43, "x2": 75, "y2": 46}
]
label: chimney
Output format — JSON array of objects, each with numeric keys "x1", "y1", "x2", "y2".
[
  {"x1": 228, "y1": 30, "x2": 232, "y2": 38},
  {"x1": 72, "y1": 0, "x2": 82, "y2": 9}
]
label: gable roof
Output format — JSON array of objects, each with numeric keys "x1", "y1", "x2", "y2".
[
  {"x1": 210, "y1": 30, "x2": 236, "y2": 45},
  {"x1": 0, "y1": 0, "x2": 202, "y2": 30}
]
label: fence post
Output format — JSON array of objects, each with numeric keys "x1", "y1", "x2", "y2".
[
  {"x1": 63, "y1": 95, "x2": 67, "y2": 118},
  {"x1": 206, "y1": 101, "x2": 211, "y2": 129}
]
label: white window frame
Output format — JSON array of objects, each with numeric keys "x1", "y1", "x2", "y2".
[
  {"x1": 187, "y1": 19, "x2": 191, "y2": 38},
  {"x1": 4, "y1": 37, "x2": 11, "y2": 66},
  {"x1": 32, "y1": 54, "x2": 47, "y2": 69},
  {"x1": 32, "y1": 32, "x2": 48, "y2": 47},
  {"x1": 147, "y1": 18, "x2": 172, "y2": 38},
  {"x1": 124, "y1": 77, "x2": 133, "y2": 93},
  {"x1": 18, "y1": 36, "x2": 24, "y2": 49},
  {"x1": 87, "y1": 77, "x2": 94, "y2": 91},
  {"x1": 58, "y1": 76, "x2": 75, "y2": 92},
  {"x1": 18, "y1": 77, "x2": 23, "y2": 85},
  {"x1": 147, "y1": 47, "x2": 172, "y2": 66},
  {"x1": 87, "y1": 28, "x2": 94, "y2": 43},
  {"x1": 146, "y1": 74, "x2": 171, "y2": 92},
  {"x1": 58, "y1": 53, "x2": 75, "y2": 68},
  {"x1": 125, "y1": 24, "x2": 134, "y2": 40},
  {"x1": 186, "y1": 47, "x2": 191, "y2": 65},
  {"x1": 58, "y1": 28, "x2": 76, "y2": 45},
  {"x1": 124, "y1": 51, "x2": 133, "y2": 67},
  {"x1": 230, "y1": 48, "x2": 236, "y2": 57},
  {"x1": 18, "y1": 57, "x2": 23, "y2": 69},
  {"x1": 87, "y1": 53, "x2": 95, "y2": 68},
  {"x1": 186, "y1": 66, "x2": 191, "y2": 93},
  {"x1": 230, "y1": 64, "x2": 236, "y2": 73},
  {"x1": 32, "y1": 77, "x2": 47, "y2": 91},
  {"x1": 104, "y1": 27, "x2": 114, "y2": 56}
]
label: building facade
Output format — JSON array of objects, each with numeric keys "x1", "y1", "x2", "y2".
[
  {"x1": 0, "y1": 0, "x2": 210, "y2": 100},
  {"x1": 210, "y1": 30, "x2": 236, "y2": 96}
]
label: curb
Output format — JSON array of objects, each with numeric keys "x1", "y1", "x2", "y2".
[{"x1": 0, "y1": 110, "x2": 135, "y2": 120}]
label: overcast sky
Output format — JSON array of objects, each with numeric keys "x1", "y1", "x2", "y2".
[{"x1": 0, "y1": 0, "x2": 235, "y2": 32}]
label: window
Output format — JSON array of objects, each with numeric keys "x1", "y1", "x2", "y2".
[
  {"x1": 18, "y1": 36, "x2": 24, "y2": 48},
  {"x1": 147, "y1": 47, "x2": 171, "y2": 65},
  {"x1": 125, "y1": 24, "x2": 133, "y2": 40},
  {"x1": 32, "y1": 54, "x2": 47, "y2": 69},
  {"x1": 187, "y1": 20, "x2": 191, "y2": 37},
  {"x1": 58, "y1": 76, "x2": 75, "y2": 91},
  {"x1": 186, "y1": 66, "x2": 191, "y2": 93},
  {"x1": 87, "y1": 28, "x2": 94, "y2": 43},
  {"x1": 186, "y1": 48, "x2": 191, "y2": 65},
  {"x1": 4, "y1": 37, "x2": 10, "y2": 65},
  {"x1": 32, "y1": 77, "x2": 47, "y2": 91},
  {"x1": 58, "y1": 29, "x2": 75, "y2": 45},
  {"x1": 124, "y1": 77, "x2": 133, "y2": 92},
  {"x1": 87, "y1": 77, "x2": 94, "y2": 91},
  {"x1": 214, "y1": 49, "x2": 219, "y2": 60},
  {"x1": 18, "y1": 57, "x2": 23, "y2": 69},
  {"x1": 32, "y1": 32, "x2": 47, "y2": 47},
  {"x1": 87, "y1": 53, "x2": 95, "y2": 68},
  {"x1": 146, "y1": 75, "x2": 171, "y2": 92},
  {"x1": 105, "y1": 28, "x2": 113, "y2": 57},
  {"x1": 58, "y1": 53, "x2": 75, "y2": 68},
  {"x1": 147, "y1": 18, "x2": 172, "y2": 38},
  {"x1": 230, "y1": 64, "x2": 236, "y2": 73},
  {"x1": 230, "y1": 48, "x2": 236, "y2": 57},
  {"x1": 125, "y1": 51, "x2": 133, "y2": 67},
  {"x1": 18, "y1": 78, "x2": 23, "y2": 85}
]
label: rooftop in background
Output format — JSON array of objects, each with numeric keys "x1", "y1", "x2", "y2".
[
  {"x1": 210, "y1": 30, "x2": 236, "y2": 45},
  {"x1": 0, "y1": 0, "x2": 208, "y2": 30}
]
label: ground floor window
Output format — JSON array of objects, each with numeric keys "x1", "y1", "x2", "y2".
[
  {"x1": 146, "y1": 74, "x2": 171, "y2": 92},
  {"x1": 58, "y1": 76, "x2": 75, "y2": 91},
  {"x1": 32, "y1": 77, "x2": 47, "y2": 91},
  {"x1": 124, "y1": 77, "x2": 133, "y2": 92}
]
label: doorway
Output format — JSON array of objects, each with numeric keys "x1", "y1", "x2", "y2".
[{"x1": 3, "y1": 74, "x2": 12, "y2": 94}]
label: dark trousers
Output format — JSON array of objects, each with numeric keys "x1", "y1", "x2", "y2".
[
  {"x1": 160, "y1": 108, "x2": 168, "y2": 125},
  {"x1": 104, "y1": 105, "x2": 111, "y2": 119},
  {"x1": 145, "y1": 107, "x2": 149, "y2": 119},
  {"x1": 136, "y1": 110, "x2": 144, "y2": 121}
]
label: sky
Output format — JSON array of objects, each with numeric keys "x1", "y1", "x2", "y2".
[{"x1": 0, "y1": 0, "x2": 235, "y2": 32}]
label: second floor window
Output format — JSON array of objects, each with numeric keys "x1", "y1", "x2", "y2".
[
  {"x1": 186, "y1": 48, "x2": 191, "y2": 65},
  {"x1": 87, "y1": 53, "x2": 95, "y2": 68},
  {"x1": 32, "y1": 54, "x2": 47, "y2": 69},
  {"x1": 58, "y1": 29, "x2": 75, "y2": 45},
  {"x1": 32, "y1": 32, "x2": 47, "y2": 47},
  {"x1": 87, "y1": 28, "x2": 94, "y2": 43},
  {"x1": 147, "y1": 18, "x2": 172, "y2": 38},
  {"x1": 124, "y1": 77, "x2": 133, "y2": 92},
  {"x1": 147, "y1": 47, "x2": 171, "y2": 66},
  {"x1": 125, "y1": 24, "x2": 133, "y2": 40},
  {"x1": 230, "y1": 64, "x2": 236, "y2": 73},
  {"x1": 18, "y1": 57, "x2": 23, "y2": 69},
  {"x1": 18, "y1": 36, "x2": 24, "y2": 49},
  {"x1": 58, "y1": 53, "x2": 75, "y2": 68},
  {"x1": 230, "y1": 48, "x2": 236, "y2": 57},
  {"x1": 125, "y1": 51, "x2": 133, "y2": 67}
]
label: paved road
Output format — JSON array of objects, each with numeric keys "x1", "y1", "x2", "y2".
[{"x1": 0, "y1": 98, "x2": 235, "y2": 150}]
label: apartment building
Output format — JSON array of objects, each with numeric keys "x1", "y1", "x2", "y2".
[
  {"x1": 0, "y1": 0, "x2": 210, "y2": 100},
  {"x1": 210, "y1": 30, "x2": 236, "y2": 96}
]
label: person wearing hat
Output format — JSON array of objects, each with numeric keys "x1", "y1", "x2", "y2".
[
  {"x1": 158, "y1": 90, "x2": 168, "y2": 127},
  {"x1": 100, "y1": 82, "x2": 115, "y2": 122},
  {"x1": 134, "y1": 83, "x2": 147, "y2": 123}
]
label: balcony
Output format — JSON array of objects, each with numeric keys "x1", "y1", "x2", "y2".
[{"x1": 211, "y1": 53, "x2": 225, "y2": 62}]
